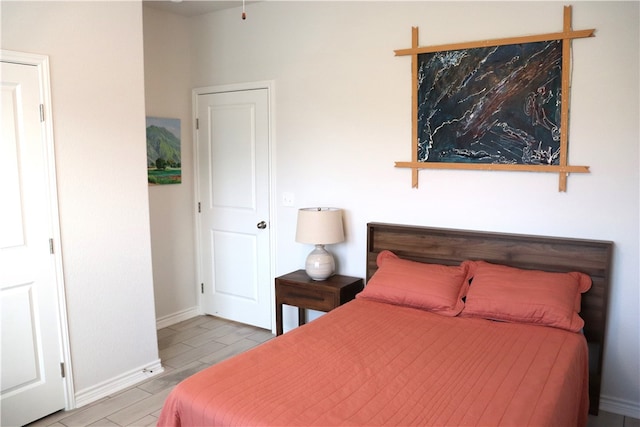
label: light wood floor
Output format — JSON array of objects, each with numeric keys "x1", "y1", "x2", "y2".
[{"x1": 27, "y1": 315, "x2": 638, "y2": 427}]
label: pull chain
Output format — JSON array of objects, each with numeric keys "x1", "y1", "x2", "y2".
[{"x1": 242, "y1": 0, "x2": 246, "y2": 20}]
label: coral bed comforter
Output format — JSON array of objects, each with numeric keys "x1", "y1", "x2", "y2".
[{"x1": 157, "y1": 299, "x2": 589, "y2": 426}]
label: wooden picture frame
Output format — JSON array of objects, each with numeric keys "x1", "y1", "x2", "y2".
[{"x1": 395, "y1": 6, "x2": 594, "y2": 191}]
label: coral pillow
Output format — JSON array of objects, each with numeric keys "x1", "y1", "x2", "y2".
[
  {"x1": 356, "y1": 250, "x2": 470, "y2": 316},
  {"x1": 462, "y1": 260, "x2": 592, "y2": 332}
]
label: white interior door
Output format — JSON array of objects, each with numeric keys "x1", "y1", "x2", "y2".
[
  {"x1": 195, "y1": 86, "x2": 272, "y2": 330},
  {"x1": 1, "y1": 56, "x2": 67, "y2": 426}
]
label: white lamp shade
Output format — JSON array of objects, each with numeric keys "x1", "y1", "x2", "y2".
[{"x1": 295, "y1": 208, "x2": 345, "y2": 245}]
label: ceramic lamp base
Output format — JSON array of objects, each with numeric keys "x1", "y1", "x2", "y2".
[{"x1": 305, "y1": 244, "x2": 335, "y2": 281}]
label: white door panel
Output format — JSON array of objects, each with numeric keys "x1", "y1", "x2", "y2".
[
  {"x1": 1, "y1": 80, "x2": 26, "y2": 248},
  {"x1": 1, "y1": 284, "x2": 40, "y2": 391},
  {"x1": 1, "y1": 58, "x2": 67, "y2": 426},
  {"x1": 196, "y1": 87, "x2": 271, "y2": 329},
  {"x1": 211, "y1": 230, "x2": 258, "y2": 299},
  {"x1": 210, "y1": 103, "x2": 256, "y2": 209}
]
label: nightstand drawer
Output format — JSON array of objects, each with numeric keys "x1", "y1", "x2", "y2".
[{"x1": 276, "y1": 283, "x2": 335, "y2": 312}]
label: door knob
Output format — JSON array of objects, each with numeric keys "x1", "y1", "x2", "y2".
[{"x1": 257, "y1": 221, "x2": 267, "y2": 229}]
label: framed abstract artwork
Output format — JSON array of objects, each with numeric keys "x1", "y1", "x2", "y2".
[{"x1": 395, "y1": 6, "x2": 593, "y2": 191}]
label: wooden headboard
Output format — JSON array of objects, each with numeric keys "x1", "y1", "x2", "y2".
[{"x1": 366, "y1": 222, "x2": 613, "y2": 415}]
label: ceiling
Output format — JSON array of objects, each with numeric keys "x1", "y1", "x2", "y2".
[{"x1": 143, "y1": 1, "x2": 256, "y2": 17}]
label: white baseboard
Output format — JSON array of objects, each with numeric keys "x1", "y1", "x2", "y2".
[
  {"x1": 74, "y1": 359, "x2": 164, "y2": 409},
  {"x1": 156, "y1": 306, "x2": 201, "y2": 330},
  {"x1": 600, "y1": 394, "x2": 640, "y2": 419}
]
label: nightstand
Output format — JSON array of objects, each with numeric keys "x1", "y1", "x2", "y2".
[{"x1": 275, "y1": 270, "x2": 364, "y2": 335}]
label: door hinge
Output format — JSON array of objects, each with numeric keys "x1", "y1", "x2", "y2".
[
  {"x1": 49, "y1": 238, "x2": 54, "y2": 254},
  {"x1": 60, "y1": 362, "x2": 65, "y2": 378},
  {"x1": 198, "y1": 202, "x2": 201, "y2": 213},
  {"x1": 39, "y1": 104, "x2": 45, "y2": 122},
  {"x1": 201, "y1": 283, "x2": 204, "y2": 294},
  {"x1": 195, "y1": 118, "x2": 199, "y2": 130}
]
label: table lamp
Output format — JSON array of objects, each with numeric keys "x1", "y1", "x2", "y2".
[{"x1": 295, "y1": 207, "x2": 345, "y2": 280}]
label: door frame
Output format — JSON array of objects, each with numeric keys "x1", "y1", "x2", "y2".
[
  {"x1": 192, "y1": 81, "x2": 277, "y2": 333},
  {"x1": 0, "y1": 49, "x2": 75, "y2": 409}
]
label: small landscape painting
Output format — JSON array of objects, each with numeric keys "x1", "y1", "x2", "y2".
[{"x1": 146, "y1": 116, "x2": 181, "y2": 185}]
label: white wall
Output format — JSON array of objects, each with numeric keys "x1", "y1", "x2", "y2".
[
  {"x1": 187, "y1": 1, "x2": 639, "y2": 416},
  {"x1": 1, "y1": 0, "x2": 161, "y2": 404},
  {"x1": 142, "y1": 6, "x2": 199, "y2": 326}
]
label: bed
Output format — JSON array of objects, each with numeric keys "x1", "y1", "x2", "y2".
[{"x1": 157, "y1": 222, "x2": 612, "y2": 426}]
